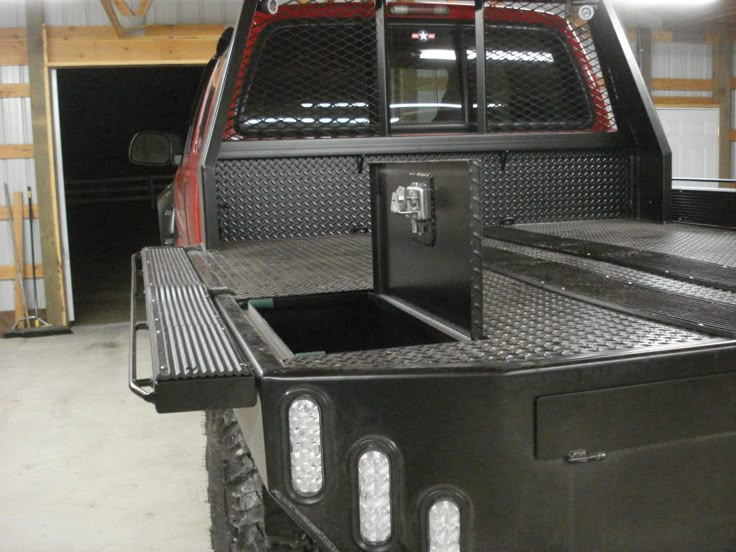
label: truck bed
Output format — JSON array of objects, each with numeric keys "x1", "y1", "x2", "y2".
[{"x1": 196, "y1": 220, "x2": 736, "y2": 373}]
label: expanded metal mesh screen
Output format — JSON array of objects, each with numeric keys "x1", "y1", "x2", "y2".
[
  {"x1": 483, "y1": 2, "x2": 616, "y2": 132},
  {"x1": 224, "y1": 0, "x2": 617, "y2": 141},
  {"x1": 225, "y1": 1, "x2": 379, "y2": 140}
]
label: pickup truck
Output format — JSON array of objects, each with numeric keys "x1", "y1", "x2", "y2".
[{"x1": 128, "y1": 1, "x2": 736, "y2": 550}]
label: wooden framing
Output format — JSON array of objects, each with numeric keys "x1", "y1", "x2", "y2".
[
  {"x1": 25, "y1": 0, "x2": 67, "y2": 327},
  {"x1": 714, "y1": 24, "x2": 732, "y2": 179},
  {"x1": 0, "y1": 28, "x2": 28, "y2": 65},
  {"x1": 1, "y1": 26, "x2": 224, "y2": 67},
  {"x1": 652, "y1": 78, "x2": 714, "y2": 91},
  {"x1": 0, "y1": 83, "x2": 31, "y2": 98},
  {"x1": 0, "y1": 265, "x2": 44, "y2": 280},
  {"x1": 652, "y1": 97, "x2": 719, "y2": 108},
  {"x1": 0, "y1": 145, "x2": 34, "y2": 159}
]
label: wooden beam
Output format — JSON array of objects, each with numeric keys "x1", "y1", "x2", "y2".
[
  {"x1": 652, "y1": 96, "x2": 719, "y2": 108},
  {"x1": 714, "y1": 24, "x2": 732, "y2": 180},
  {"x1": 135, "y1": 0, "x2": 154, "y2": 17},
  {"x1": 635, "y1": 28, "x2": 653, "y2": 92},
  {"x1": 0, "y1": 145, "x2": 34, "y2": 159},
  {"x1": 3, "y1": 26, "x2": 224, "y2": 67},
  {"x1": 112, "y1": 0, "x2": 135, "y2": 17},
  {"x1": 0, "y1": 83, "x2": 30, "y2": 98},
  {"x1": 0, "y1": 264, "x2": 44, "y2": 280},
  {"x1": 99, "y1": 0, "x2": 126, "y2": 38},
  {"x1": 651, "y1": 78, "x2": 714, "y2": 92},
  {"x1": 26, "y1": 1, "x2": 67, "y2": 327},
  {"x1": 0, "y1": 203, "x2": 38, "y2": 220},
  {"x1": 0, "y1": 29, "x2": 28, "y2": 65}
]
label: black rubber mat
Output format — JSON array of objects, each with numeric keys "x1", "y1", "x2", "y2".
[
  {"x1": 483, "y1": 246, "x2": 736, "y2": 338},
  {"x1": 485, "y1": 225, "x2": 736, "y2": 292}
]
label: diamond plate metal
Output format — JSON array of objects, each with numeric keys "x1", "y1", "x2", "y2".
[
  {"x1": 520, "y1": 220, "x2": 736, "y2": 268},
  {"x1": 205, "y1": 235, "x2": 373, "y2": 299},
  {"x1": 486, "y1": 239, "x2": 736, "y2": 306},
  {"x1": 282, "y1": 271, "x2": 709, "y2": 372},
  {"x1": 215, "y1": 150, "x2": 632, "y2": 241}
]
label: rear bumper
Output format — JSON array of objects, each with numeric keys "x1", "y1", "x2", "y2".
[{"x1": 254, "y1": 344, "x2": 736, "y2": 551}]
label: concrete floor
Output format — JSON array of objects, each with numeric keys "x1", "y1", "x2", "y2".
[{"x1": 0, "y1": 323, "x2": 211, "y2": 552}]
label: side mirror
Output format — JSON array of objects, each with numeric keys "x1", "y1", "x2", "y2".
[{"x1": 129, "y1": 131, "x2": 183, "y2": 167}]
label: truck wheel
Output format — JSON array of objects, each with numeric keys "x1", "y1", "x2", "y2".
[{"x1": 206, "y1": 409, "x2": 320, "y2": 552}]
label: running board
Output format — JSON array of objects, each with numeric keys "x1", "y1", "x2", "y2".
[
  {"x1": 129, "y1": 248, "x2": 256, "y2": 413},
  {"x1": 485, "y1": 225, "x2": 736, "y2": 292}
]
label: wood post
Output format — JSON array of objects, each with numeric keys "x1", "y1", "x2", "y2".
[
  {"x1": 714, "y1": 24, "x2": 733, "y2": 184},
  {"x1": 636, "y1": 27, "x2": 653, "y2": 92},
  {"x1": 25, "y1": 0, "x2": 67, "y2": 326}
]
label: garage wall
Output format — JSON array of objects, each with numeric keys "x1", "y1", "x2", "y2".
[
  {"x1": 0, "y1": 0, "x2": 243, "y2": 325},
  {"x1": 0, "y1": 4, "x2": 44, "y2": 315},
  {"x1": 42, "y1": 0, "x2": 243, "y2": 26}
]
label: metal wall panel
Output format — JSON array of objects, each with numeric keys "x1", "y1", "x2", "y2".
[
  {"x1": 40, "y1": 0, "x2": 242, "y2": 26},
  {"x1": 0, "y1": 0, "x2": 39, "y2": 312},
  {"x1": 0, "y1": 0, "x2": 25, "y2": 27},
  {"x1": 652, "y1": 42, "x2": 713, "y2": 99}
]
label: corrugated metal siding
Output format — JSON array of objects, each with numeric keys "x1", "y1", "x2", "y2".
[
  {"x1": 42, "y1": 0, "x2": 242, "y2": 26},
  {"x1": 652, "y1": 42, "x2": 713, "y2": 99},
  {"x1": 0, "y1": 69, "x2": 43, "y2": 312},
  {"x1": 0, "y1": 1, "x2": 25, "y2": 28},
  {"x1": 0, "y1": 2, "x2": 37, "y2": 313}
]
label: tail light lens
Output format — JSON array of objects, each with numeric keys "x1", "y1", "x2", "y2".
[
  {"x1": 357, "y1": 449, "x2": 392, "y2": 545},
  {"x1": 287, "y1": 397, "x2": 323, "y2": 497}
]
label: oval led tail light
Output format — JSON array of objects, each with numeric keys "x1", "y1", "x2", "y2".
[
  {"x1": 358, "y1": 449, "x2": 392, "y2": 545},
  {"x1": 428, "y1": 498, "x2": 461, "y2": 552},
  {"x1": 288, "y1": 396, "x2": 323, "y2": 497}
]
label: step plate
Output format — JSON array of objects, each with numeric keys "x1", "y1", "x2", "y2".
[{"x1": 140, "y1": 247, "x2": 255, "y2": 413}]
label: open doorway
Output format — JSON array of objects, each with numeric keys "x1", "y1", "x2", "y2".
[{"x1": 57, "y1": 66, "x2": 201, "y2": 325}]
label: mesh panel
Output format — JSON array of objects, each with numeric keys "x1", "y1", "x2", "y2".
[
  {"x1": 224, "y1": 0, "x2": 617, "y2": 140},
  {"x1": 226, "y1": 2, "x2": 379, "y2": 140},
  {"x1": 215, "y1": 150, "x2": 631, "y2": 241},
  {"x1": 483, "y1": 3, "x2": 616, "y2": 132}
]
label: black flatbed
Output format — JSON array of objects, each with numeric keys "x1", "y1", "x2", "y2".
[{"x1": 191, "y1": 219, "x2": 736, "y2": 373}]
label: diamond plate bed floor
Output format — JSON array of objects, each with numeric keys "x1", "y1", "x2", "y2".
[
  {"x1": 517, "y1": 220, "x2": 736, "y2": 267},
  {"x1": 205, "y1": 234, "x2": 373, "y2": 299},
  {"x1": 199, "y1": 232, "x2": 730, "y2": 372}
]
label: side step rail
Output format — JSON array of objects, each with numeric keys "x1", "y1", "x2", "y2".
[{"x1": 129, "y1": 247, "x2": 256, "y2": 413}]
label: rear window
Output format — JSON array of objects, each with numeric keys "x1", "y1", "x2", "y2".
[
  {"x1": 235, "y1": 19, "x2": 594, "y2": 139},
  {"x1": 477, "y1": 25, "x2": 593, "y2": 130},
  {"x1": 235, "y1": 20, "x2": 380, "y2": 139}
]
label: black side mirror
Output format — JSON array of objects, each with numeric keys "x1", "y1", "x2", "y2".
[{"x1": 129, "y1": 131, "x2": 183, "y2": 167}]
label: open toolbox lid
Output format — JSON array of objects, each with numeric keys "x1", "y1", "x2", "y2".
[{"x1": 371, "y1": 160, "x2": 484, "y2": 340}]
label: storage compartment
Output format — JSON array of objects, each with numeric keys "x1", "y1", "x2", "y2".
[{"x1": 250, "y1": 293, "x2": 456, "y2": 356}]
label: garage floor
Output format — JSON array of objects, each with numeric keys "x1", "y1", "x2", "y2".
[{"x1": 0, "y1": 323, "x2": 211, "y2": 552}]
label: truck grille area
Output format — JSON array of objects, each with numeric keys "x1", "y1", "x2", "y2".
[{"x1": 215, "y1": 150, "x2": 632, "y2": 241}]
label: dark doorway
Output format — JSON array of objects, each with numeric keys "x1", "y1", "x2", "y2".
[{"x1": 58, "y1": 66, "x2": 201, "y2": 324}]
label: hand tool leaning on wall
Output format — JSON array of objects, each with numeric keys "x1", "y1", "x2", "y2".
[{"x1": 3, "y1": 182, "x2": 68, "y2": 338}]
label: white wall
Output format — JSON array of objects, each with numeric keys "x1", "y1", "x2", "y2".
[
  {"x1": 0, "y1": 4, "x2": 44, "y2": 313},
  {"x1": 41, "y1": 0, "x2": 242, "y2": 26}
]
